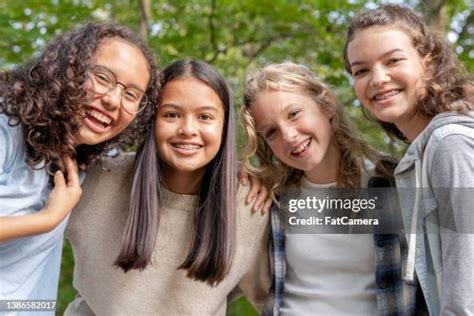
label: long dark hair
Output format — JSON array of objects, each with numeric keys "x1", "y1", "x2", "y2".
[
  {"x1": 343, "y1": 4, "x2": 473, "y2": 141},
  {"x1": 0, "y1": 22, "x2": 159, "y2": 174},
  {"x1": 115, "y1": 60, "x2": 237, "y2": 286}
]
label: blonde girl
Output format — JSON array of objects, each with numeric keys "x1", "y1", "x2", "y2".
[{"x1": 242, "y1": 62, "x2": 417, "y2": 315}]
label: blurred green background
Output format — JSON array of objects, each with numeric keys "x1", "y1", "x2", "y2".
[{"x1": 1, "y1": 0, "x2": 472, "y2": 314}]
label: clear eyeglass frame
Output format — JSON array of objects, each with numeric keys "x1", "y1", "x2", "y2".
[{"x1": 88, "y1": 65, "x2": 148, "y2": 114}]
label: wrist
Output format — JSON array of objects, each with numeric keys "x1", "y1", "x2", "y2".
[{"x1": 38, "y1": 208, "x2": 62, "y2": 232}]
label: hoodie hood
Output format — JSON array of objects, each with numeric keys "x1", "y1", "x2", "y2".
[{"x1": 395, "y1": 111, "x2": 474, "y2": 175}]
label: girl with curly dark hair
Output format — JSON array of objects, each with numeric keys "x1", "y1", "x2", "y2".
[
  {"x1": 344, "y1": 4, "x2": 474, "y2": 314},
  {"x1": 0, "y1": 22, "x2": 158, "y2": 305}
]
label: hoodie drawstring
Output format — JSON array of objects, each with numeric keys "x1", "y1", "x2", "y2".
[{"x1": 404, "y1": 160, "x2": 422, "y2": 284}]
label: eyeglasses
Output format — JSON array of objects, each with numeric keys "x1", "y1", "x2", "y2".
[{"x1": 88, "y1": 65, "x2": 148, "y2": 114}]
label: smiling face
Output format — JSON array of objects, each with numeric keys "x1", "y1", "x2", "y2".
[
  {"x1": 251, "y1": 89, "x2": 340, "y2": 182},
  {"x1": 347, "y1": 26, "x2": 429, "y2": 138},
  {"x1": 155, "y1": 76, "x2": 225, "y2": 186},
  {"x1": 74, "y1": 37, "x2": 150, "y2": 146}
]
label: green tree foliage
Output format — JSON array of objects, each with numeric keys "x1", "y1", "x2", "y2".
[
  {"x1": 1, "y1": 1, "x2": 472, "y2": 314},
  {"x1": 1, "y1": 0, "x2": 471, "y2": 153}
]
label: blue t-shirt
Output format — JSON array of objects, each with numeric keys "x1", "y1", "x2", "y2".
[{"x1": 0, "y1": 113, "x2": 68, "y2": 315}]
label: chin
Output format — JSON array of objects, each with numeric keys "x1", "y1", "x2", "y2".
[
  {"x1": 174, "y1": 163, "x2": 204, "y2": 173},
  {"x1": 303, "y1": 158, "x2": 325, "y2": 172},
  {"x1": 290, "y1": 161, "x2": 313, "y2": 172},
  {"x1": 366, "y1": 109, "x2": 393, "y2": 122},
  {"x1": 375, "y1": 114, "x2": 402, "y2": 125},
  {"x1": 76, "y1": 130, "x2": 107, "y2": 146}
]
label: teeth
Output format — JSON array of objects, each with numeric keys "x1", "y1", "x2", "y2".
[
  {"x1": 373, "y1": 90, "x2": 401, "y2": 101},
  {"x1": 86, "y1": 109, "x2": 112, "y2": 125},
  {"x1": 292, "y1": 139, "x2": 310, "y2": 155},
  {"x1": 173, "y1": 144, "x2": 202, "y2": 150}
]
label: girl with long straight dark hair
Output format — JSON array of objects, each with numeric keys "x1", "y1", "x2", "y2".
[{"x1": 65, "y1": 60, "x2": 270, "y2": 315}]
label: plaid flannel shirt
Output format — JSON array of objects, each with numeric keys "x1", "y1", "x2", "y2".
[{"x1": 262, "y1": 176, "x2": 423, "y2": 316}]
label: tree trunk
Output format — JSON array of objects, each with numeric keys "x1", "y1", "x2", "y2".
[
  {"x1": 419, "y1": 0, "x2": 446, "y2": 34},
  {"x1": 139, "y1": 0, "x2": 151, "y2": 40}
]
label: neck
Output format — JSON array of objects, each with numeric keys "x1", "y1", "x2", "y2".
[
  {"x1": 395, "y1": 114, "x2": 431, "y2": 142},
  {"x1": 163, "y1": 167, "x2": 204, "y2": 194},
  {"x1": 304, "y1": 141, "x2": 341, "y2": 184}
]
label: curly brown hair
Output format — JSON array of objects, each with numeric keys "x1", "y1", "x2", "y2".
[
  {"x1": 343, "y1": 4, "x2": 473, "y2": 141},
  {"x1": 0, "y1": 22, "x2": 159, "y2": 174}
]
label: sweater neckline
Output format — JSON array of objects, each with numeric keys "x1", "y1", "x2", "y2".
[{"x1": 161, "y1": 187, "x2": 198, "y2": 211}]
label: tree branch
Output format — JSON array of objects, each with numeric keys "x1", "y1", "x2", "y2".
[
  {"x1": 244, "y1": 37, "x2": 276, "y2": 65},
  {"x1": 243, "y1": 25, "x2": 314, "y2": 66},
  {"x1": 208, "y1": 0, "x2": 221, "y2": 63}
]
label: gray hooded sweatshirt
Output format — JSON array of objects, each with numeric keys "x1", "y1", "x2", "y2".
[{"x1": 394, "y1": 111, "x2": 474, "y2": 315}]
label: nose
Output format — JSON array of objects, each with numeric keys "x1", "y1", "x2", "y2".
[
  {"x1": 369, "y1": 65, "x2": 390, "y2": 87},
  {"x1": 178, "y1": 116, "x2": 198, "y2": 136},
  {"x1": 281, "y1": 124, "x2": 298, "y2": 143},
  {"x1": 101, "y1": 85, "x2": 123, "y2": 111}
]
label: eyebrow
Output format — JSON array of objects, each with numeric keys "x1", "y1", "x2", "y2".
[
  {"x1": 116, "y1": 80, "x2": 147, "y2": 93},
  {"x1": 130, "y1": 84, "x2": 147, "y2": 92},
  {"x1": 350, "y1": 48, "x2": 404, "y2": 67},
  {"x1": 159, "y1": 103, "x2": 220, "y2": 112},
  {"x1": 95, "y1": 64, "x2": 148, "y2": 92},
  {"x1": 255, "y1": 103, "x2": 303, "y2": 134}
]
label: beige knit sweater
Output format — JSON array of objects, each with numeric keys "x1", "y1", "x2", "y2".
[{"x1": 64, "y1": 153, "x2": 271, "y2": 316}]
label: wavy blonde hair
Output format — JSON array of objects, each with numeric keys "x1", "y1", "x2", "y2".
[{"x1": 242, "y1": 62, "x2": 387, "y2": 199}]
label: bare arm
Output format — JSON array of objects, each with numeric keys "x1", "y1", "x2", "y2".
[{"x1": 0, "y1": 156, "x2": 82, "y2": 242}]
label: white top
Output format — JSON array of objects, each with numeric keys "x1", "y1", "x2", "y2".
[
  {"x1": 280, "y1": 178, "x2": 377, "y2": 316},
  {"x1": 0, "y1": 113, "x2": 68, "y2": 316}
]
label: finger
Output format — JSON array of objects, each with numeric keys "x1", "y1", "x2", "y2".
[
  {"x1": 238, "y1": 168, "x2": 249, "y2": 186},
  {"x1": 261, "y1": 197, "x2": 273, "y2": 214},
  {"x1": 252, "y1": 187, "x2": 268, "y2": 212},
  {"x1": 63, "y1": 156, "x2": 80, "y2": 187},
  {"x1": 246, "y1": 178, "x2": 260, "y2": 204},
  {"x1": 53, "y1": 171, "x2": 66, "y2": 189}
]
